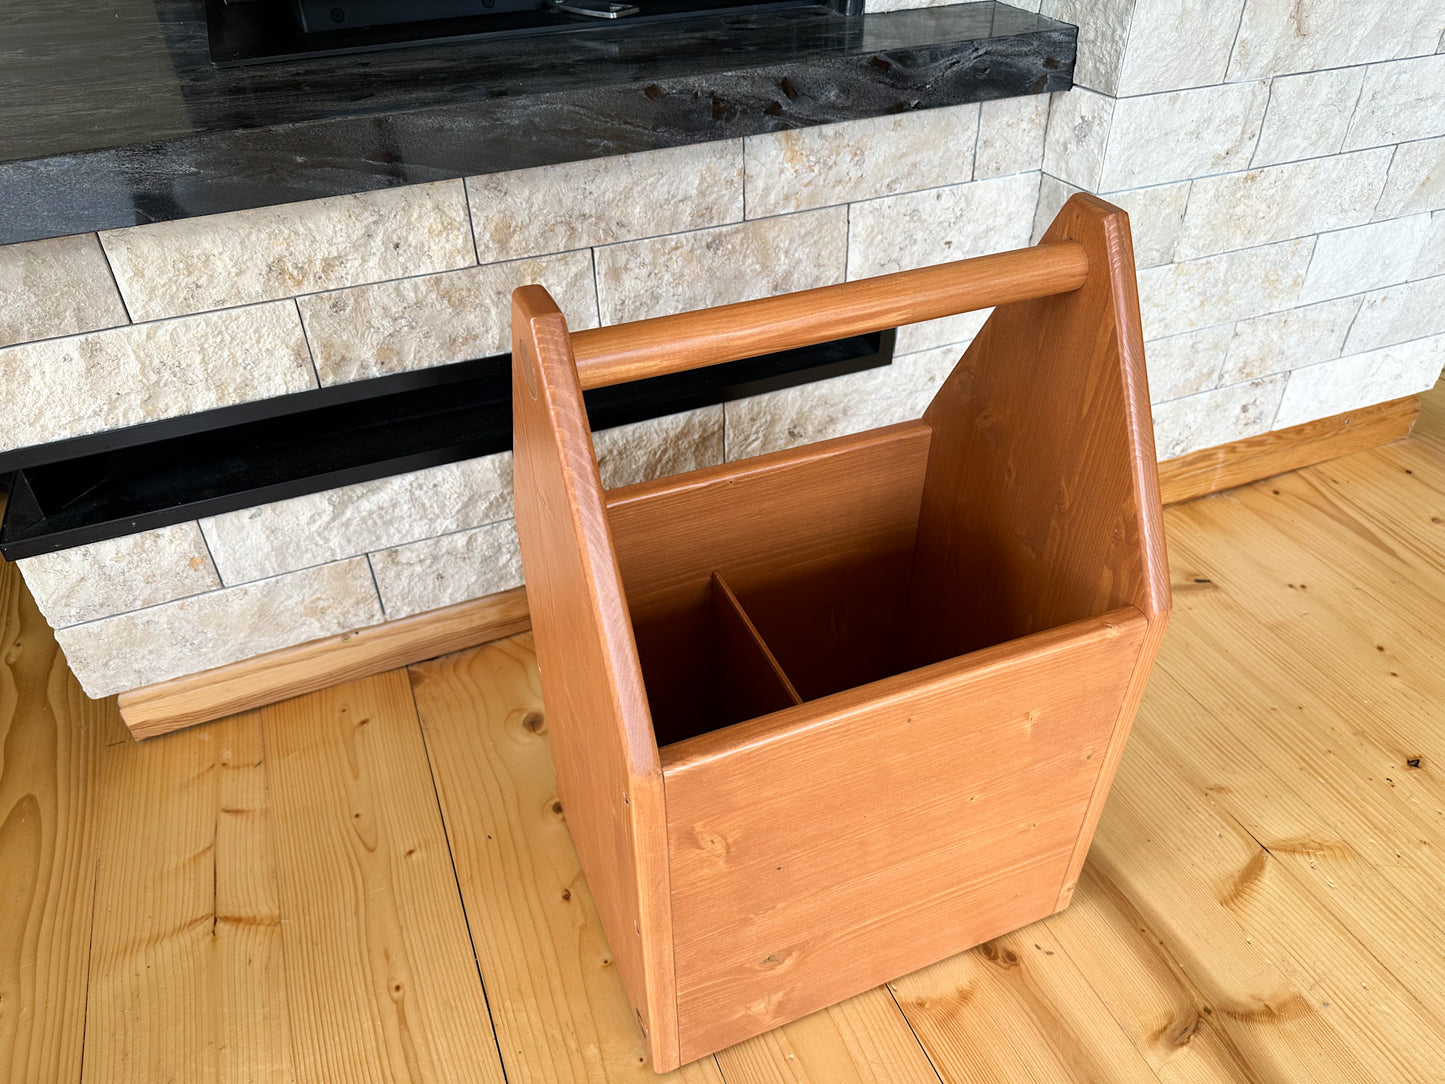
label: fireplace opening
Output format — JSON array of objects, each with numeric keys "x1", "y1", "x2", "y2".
[{"x1": 208, "y1": 0, "x2": 840, "y2": 66}]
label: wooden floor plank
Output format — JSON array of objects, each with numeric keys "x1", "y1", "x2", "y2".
[
  {"x1": 83, "y1": 710, "x2": 294, "y2": 1084},
  {"x1": 0, "y1": 557, "x2": 103, "y2": 1084},
  {"x1": 409, "y1": 636, "x2": 724, "y2": 1084},
  {"x1": 890, "y1": 925, "x2": 1163, "y2": 1084},
  {"x1": 260, "y1": 670, "x2": 505, "y2": 1084}
]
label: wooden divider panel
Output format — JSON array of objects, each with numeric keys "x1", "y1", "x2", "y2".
[{"x1": 510, "y1": 287, "x2": 680, "y2": 1070}]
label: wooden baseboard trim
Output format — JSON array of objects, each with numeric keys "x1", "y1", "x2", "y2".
[
  {"x1": 115, "y1": 395, "x2": 1420, "y2": 739},
  {"x1": 117, "y1": 586, "x2": 530, "y2": 739},
  {"x1": 1156, "y1": 395, "x2": 1419, "y2": 506}
]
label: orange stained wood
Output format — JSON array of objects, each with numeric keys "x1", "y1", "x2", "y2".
[
  {"x1": 569, "y1": 241, "x2": 1090, "y2": 390},
  {"x1": 511, "y1": 285, "x2": 681, "y2": 1068}
]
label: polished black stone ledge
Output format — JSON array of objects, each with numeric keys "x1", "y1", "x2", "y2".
[{"x1": 0, "y1": 2, "x2": 1074, "y2": 244}]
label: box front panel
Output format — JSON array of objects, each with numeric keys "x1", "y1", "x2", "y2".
[{"x1": 660, "y1": 608, "x2": 1147, "y2": 1063}]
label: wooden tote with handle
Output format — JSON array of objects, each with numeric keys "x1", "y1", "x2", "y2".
[{"x1": 510, "y1": 193, "x2": 1171, "y2": 1070}]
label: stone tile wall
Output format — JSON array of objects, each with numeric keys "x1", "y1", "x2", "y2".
[{"x1": 5, "y1": 0, "x2": 1445, "y2": 697}]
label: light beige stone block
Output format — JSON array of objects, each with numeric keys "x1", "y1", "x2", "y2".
[
  {"x1": 1375, "y1": 136, "x2": 1445, "y2": 219},
  {"x1": 592, "y1": 406, "x2": 724, "y2": 490},
  {"x1": 1228, "y1": 0, "x2": 1445, "y2": 81},
  {"x1": 1414, "y1": 211, "x2": 1445, "y2": 279},
  {"x1": 0, "y1": 234, "x2": 129, "y2": 348},
  {"x1": 1038, "y1": 0, "x2": 1136, "y2": 95},
  {"x1": 99, "y1": 181, "x2": 475, "y2": 321},
  {"x1": 1342, "y1": 275, "x2": 1445, "y2": 354},
  {"x1": 1136, "y1": 238, "x2": 1312, "y2": 340},
  {"x1": 894, "y1": 307, "x2": 990, "y2": 355},
  {"x1": 1221, "y1": 296, "x2": 1362, "y2": 382},
  {"x1": 1151, "y1": 376, "x2": 1288, "y2": 460},
  {"x1": 1174, "y1": 148, "x2": 1393, "y2": 261},
  {"x1": 1299, "y1": 214, "x2": 1433, "y2": 304},
  {"x1": 1251, "y1": 67, "x2": 1366, "y2": 168},
  {"x1": 846, "y1": 172, "x2": 1039, "y2": 280},
  {"x1": 467, "y1": 142, "x2": 743, "y2": 263},
  {"x1": 54, "y1": 557, "x2": 383, "y2": 698},
  {"x1": 0, "y1": 301, "x2": 316, "y2": 453},
  {"x1": 297, "y1": 250, "x2": 597, "y2": 386},
  {"x1": 1273, "y1": 333, "x2": 1445, "y2": 429},
  {"x1": 594, "y1": 207, "x2": 847, "y2": 325},
  {"x1": 16, "y1": 522, "x2": 221, "y2": 629},
  {"x1": 200, "y1": 453, "x2": 513, "y2": 585},
  {"x1": 1099, "y1": 82, "x2": 1270, "y2": 191},
  {"x1": 1143, "y1": 325, "x2": 1231, "y2": 402},
  {"x1": 724, "y1": 343, "x2": 961, "y2": 460},
  {"x1": 1343, "y1": 54, "x2": 1445, "y2": 151},
  {"x1": 1032, "y1": 172, "x2": 1079, "y2": 245},
  {"x1": 745, "y1": 107, "x2": 978, "y2": 218},
  {"x1": 1114, "y1": 0, "x2": 1245, "y2": 95},
  {"x1": 975, "y1": 95, "x2": 1048, "y2": 179},
  {"x1": 1042, "y1": 88, "x2": 1113, "y2": 191},
  {"x1": 1097, "y1": 181, "x2": 1191, "y2": 268},
  {"x1": 370, "y1": 521, "x2": 523, "y2": 620}
]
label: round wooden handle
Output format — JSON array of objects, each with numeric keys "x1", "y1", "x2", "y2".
[{"x1": 569, "y1": 241, "x2": 1089, "y2": 391}]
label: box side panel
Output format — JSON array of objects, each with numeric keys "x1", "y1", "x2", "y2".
[{"x1": 661, "y1": 608, "x2": 1147, "y2": 1063}]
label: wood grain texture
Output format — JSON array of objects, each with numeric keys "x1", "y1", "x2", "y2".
[
  {"x1": 0, "y1": 554, "x2": 102, "y2": 1084},
  {"x1": 116, "y1": 585, "x2": 530, "y2": 739},
  {"x1": 570, "y1": 242, "x2": 1090, "y2": 390},
  {"x1": 660, "y1": 607, "x2": 1148, "y2": 1063},
  {"x1": 511, "y1": 286, "x2": 679, "y2": 1069},
  {"x1": 259, "y1": 671, "x2": 506, "y2": 1084},
  {"x1": 1156, "y1": 396, "x2": 1419, "y2": 506}
]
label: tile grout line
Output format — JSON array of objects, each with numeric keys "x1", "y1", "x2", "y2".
[
  {"x1": 363, "y1": 552, "x2": 388, "y2": 619},
  {"x1": 92, "y1": 232, "x2": 135, "y2": 325},
  {"x1": 293, "y1": 298, "x2": 324, "y2": 389}
]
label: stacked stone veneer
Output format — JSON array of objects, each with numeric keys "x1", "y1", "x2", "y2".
[{"x1": 4, "y1": 0, "x2": 1445, "y2": 700}]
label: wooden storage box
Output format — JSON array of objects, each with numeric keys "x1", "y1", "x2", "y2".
[{"x1": 511, "y1": 194, "x2": 1170, "y2": 1070}]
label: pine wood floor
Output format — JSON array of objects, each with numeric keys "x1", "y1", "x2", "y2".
[{"x1": 4, "y1": 385, "x2": 1445, "y2": 1083}]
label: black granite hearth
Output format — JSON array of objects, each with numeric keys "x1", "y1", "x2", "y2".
[{"x1": 0, "y1": 1, "x2": 1074, "y2": 244}]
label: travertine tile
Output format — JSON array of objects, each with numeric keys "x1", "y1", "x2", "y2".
[
  {"x1": 1097, "y1": 181, "x2": 1191, "y2": 268},
  {"x1": 894, "y1": 307, "x2": 990, "y2": 355},
  {"x1": 0, "y1": 234, "x2": 128, "y2": 348},
  {"x1": 467, "y1": 142, "x2": 743, "y2": 263},
  {"x1": 1228, "y1": 0, "x2": 1445, "y2": 81},
  {"x1": 725, "y1": 344, "x2": 961, "y2": 460},
  {"x1": 592, "y1": 406, "x2": 724, "y2": 490},
  {"x1": 298, "y1": 250, "x2": 597, "y2": 386},
  {"x1": 370, "y1": 521, "x2": 523, "y2": 620},
  {"x1": 1174, "y1": 148, "x2": 1393, "y2": 261},
  {"x1": 1299, "y1": 214, "x2": 1434, "y2": 304},
  {"x1": 200, "y1": 453, "x2": 513, "y2": 585},
  {"x1": 975, "y1": 96, "x2": 1048, "y2": 179},
  {"x1": 1042, "y1": 88, "x2": 1114, "y2": 191},
  {"x1": 846, "y1": 172, "x2": 1039, "y2": 279},
  {"x1": 1414, "y1": 211, "x2": 1445, "y2": 279},
  {"x1": 745, "y1": 107, "x2": 978, "y2": 218},
  {"x1": 1098, "y1": 82, "x2": 1270, "y2": 190},
  {"x1": 16, "y1": 523, "x2": 220, "y2": 629},
  {"x1": 1274, "y1": 333, "x2": 1445, "y2": 428},
  {"x1": 99, "y1": 181, "x2": 474, "y2": 321},
  {"x1": 1221, "y1": 296, "x2": 1362, "y2": 382},
  {"x1": 1150, "y1": 376, "x2": 1288, "y2": 460},
  {"x1": 594, "y1": 207, "x2": 847, "y2": 325},
  {"x1": 1251, "y1": 67, "x2": 1366, "y2": 168},
  {"x1": 1342, "y1": 54, "x2": 1445, "y2": 151},
  {"x1": 1114, "y1": 0, "x2": 1245, "y2": 95},
  {"x1": 0, "y1": 301, "x2": 316, "y2": 453},
  {"x1": 1342, "y1": 275, "x2": 1445, "y2": 354},
  {"x1": 1136, "y1": 238, "x2": 1312, "y2": 340},
  {"x1": 54, "y1": 558, "x2": 383, "y2": 698},
  {"x1": 1143, "y1": 325, "x2": 1231, "y2": 402},
  {"x1": 1038, "y1": 0, "x2": 1136, "y2": 95},
  {"x1": 1032, "y1": 173, "x2": 1079, "y2": 245},
  {"x1": 1375, "y1": 136, "x2": 1445, "y2": 219}
]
